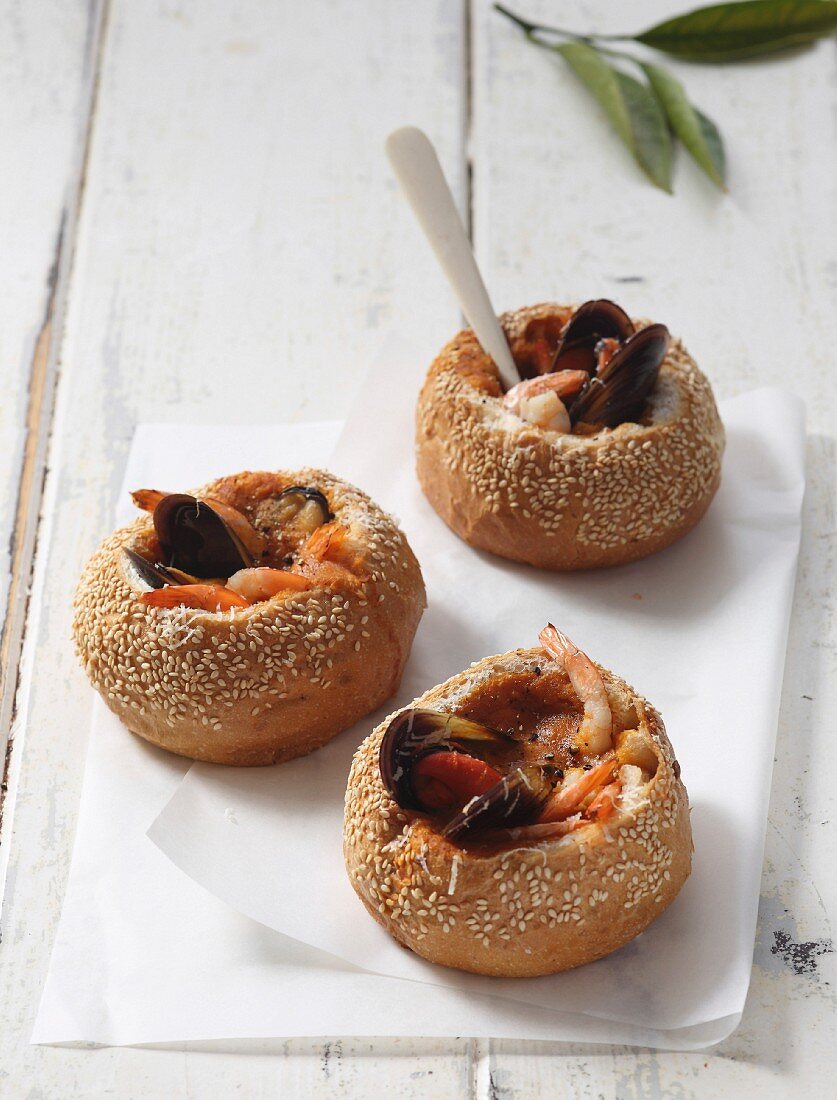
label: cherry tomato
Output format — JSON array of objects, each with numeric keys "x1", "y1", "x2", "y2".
[{"x1": 412, "y1": 751, "x2": 503, "y2": 812}]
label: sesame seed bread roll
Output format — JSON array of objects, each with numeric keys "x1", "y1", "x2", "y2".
[
  {"x1": 344, "y1": 647, "x2": 691, "y2": 978},
  {"x1": 416, "y1": 303, "x2": 725, "y2": 570},
  {"x1": 73, "y1": 470, "x2": 426, "y2": 765}
]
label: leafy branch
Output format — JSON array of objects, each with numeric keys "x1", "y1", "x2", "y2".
[{"x1": 495, "y1": 1, "x2": 837, "y2": 192}]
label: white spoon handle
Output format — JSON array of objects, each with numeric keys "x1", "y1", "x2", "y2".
[{"x1": 385, "y1": 126, "x2": 518, "y2": 391}]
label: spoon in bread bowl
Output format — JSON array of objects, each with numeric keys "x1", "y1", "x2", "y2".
[{"x1": 385, "y1": 125, "x2": 518, "y2": 391}]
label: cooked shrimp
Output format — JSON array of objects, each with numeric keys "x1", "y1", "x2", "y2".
[
  {"x1": 499, "y1": 771, "x2": 622, "y2": 840},
  {"x1": 226, "y1": 567, "x2": 311, "y2": 602},
  {"x1": 539, "y1": 624, "x2": 612, "y2": 754},
  {"x1": 140, "y1": 584, "x2": 250, "y2": 611},
  {"x1": 304, "y1": 521, "x2": 348, "y2": 563},
  {"x1": 301, "y1": 521, "x2": 364, "y2": 593},
  {"x1": 504, "y1": 369, "x2": 589, "y2": 407},
  {"x1": 585, "y1": 780, "x2": 621, "y2": 822},
  {"x1": 503, "y1": 369, "x2": 588, "y2": 432},
  {"x1": 538, "y1": 759, "x2": 616, "y2": 823},
  {"x1": 131, "y1": 488, "x2": 168, "y2": 512}
]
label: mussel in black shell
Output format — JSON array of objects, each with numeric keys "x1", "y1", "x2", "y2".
[
  {"x1": 274, "y1": 486, "x2": 332, "y2": 528},
  {"x1": 121, "y1": 547, "x2": 205, "y2": 590},
  {"x1": 121, "y1": 547, "x2": 186, "y2": 590},
  {"x1": 251, "y1": 486, "x2": 333, "y2": 544},
  {"x1": 276, "y1": 486, "x2": 331, "y2": 516},
  {"x1": 379, "y1": 709, "x2": 514, "y2": 813},
  {"x1": 153, "y1": 494, "x2": 255, "y2": 578},
  {"x1": 442, "y1": 765, "x2": 552, "y2": 841},
  {"x1": 570, "y1": 323, "x2": 670, "y2": 429},
  {"x1": 550, "y1": 299, "x2": 635, "y2": 376}
]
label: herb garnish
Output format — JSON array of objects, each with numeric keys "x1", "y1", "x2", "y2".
[{"x1": 495, "y1": 1, "x2": 837, "y2": 192}]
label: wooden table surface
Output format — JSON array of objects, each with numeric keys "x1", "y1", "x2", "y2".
[{"x1": 1, "y1": 2, "x2": 834, "y2": 1096}]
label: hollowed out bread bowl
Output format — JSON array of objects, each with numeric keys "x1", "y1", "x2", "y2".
[
  {"x1": 416, "y1": 302, "x2": 725, "y2": 570},
  {"x1": 344, "y1": 647, "x2": 691, "y2": 978},
  {"x1": 73, "y1": 469, "x2": 425, "y2": 765}
]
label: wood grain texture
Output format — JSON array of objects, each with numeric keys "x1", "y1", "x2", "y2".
[
  {"x1": 0, "y1": 0, "x2": 102, "y2": 833},
  {"x1": 1, "y1": 0, "x2": 834, "y2": 1095}
]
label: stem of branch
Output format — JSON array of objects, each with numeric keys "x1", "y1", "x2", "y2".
[
  {"x1": 494, "y1": 4, "x2": 629, "y2": 45},
  {"x1": 494, "y1": 5, "x2": 640, "y2": 67}
]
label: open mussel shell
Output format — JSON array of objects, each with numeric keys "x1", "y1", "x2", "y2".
[
  {"x1": 570, "y1": 323, "x2": 670, "y2": 429},
  {"x1": 153, "y1": 493, "x2": 254, "y2": 577},
  {"x1": 275, "y1": 486, "x2": 333, "y2": 525},
  {"x1": 442, "y1": 765, "x2": 551, "y2": 841},
  {"x1": 121, "y1": 547, "x2": 189, "y2": 590},
  {"x1": 550, "y1": 299, "x2": 635, "y2": 375},
  {"x1": 380, "y1": 709, "x2": 514, "y2": 811}
]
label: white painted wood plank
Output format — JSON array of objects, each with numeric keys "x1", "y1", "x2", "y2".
[
  {"x1": 0, "y1": 0, "x2": 97, "y2": 781},
  {"x1": 0, "y1": 0, "x2": 76, "y2": 606},
  {"x1": 0, "y1": 1, "x2": 472, "y2": 1096},
  {"x1": 472, "y1": 0, "x2": 836, "y2": 1094}
]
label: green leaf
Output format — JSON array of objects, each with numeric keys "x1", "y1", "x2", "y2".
[
  {"x1": 614, "y1": 70, "x2": 674, "y2": 192},
  {"x1": 694, "y1": 108, "x2": 726, "y2": 183},
  {"x1": 635, "y1": 0, "x2": 837, "y2": 61},
  {"x1": 556, "y1": 43, "x2": 674, "y2": 191},
  {"x1": 556, "y1": 43, "x2": 633, "y2": 148},
  {"x1": 642, "y1": 62, "x2": 726, "y2": 187}
]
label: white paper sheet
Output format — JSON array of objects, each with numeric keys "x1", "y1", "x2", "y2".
[
  {"x1": 143, "y1": 358, "x2": 804, "y2": 1044},
  {"x1": 31, "y1": 411, "x2": 782, "y2": 1048}
]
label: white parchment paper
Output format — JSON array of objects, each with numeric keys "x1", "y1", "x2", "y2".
[
  {"x1": 33, "y1": 373, "x2": 804, "y2": 1048},
  {"x1": 147, "y1": 350, "x2": 803, "y2": 1042}
]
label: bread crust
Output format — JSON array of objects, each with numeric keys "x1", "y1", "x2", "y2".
[
  {"x1": 344, "y1": 648, "x2": 692, "y2": 977},
  {"x1": 416, "y1": 303, "x2": 725, "y2": 570},
  {"x1": 73, "y1": 469, "x2": 426, "y2": 765}
]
